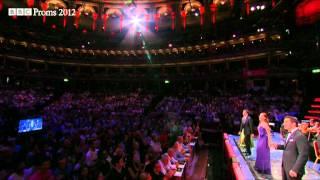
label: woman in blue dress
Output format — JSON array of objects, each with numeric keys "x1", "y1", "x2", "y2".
[{"x1": 255, "y1": 112, "x2": 272, "y2": 174}]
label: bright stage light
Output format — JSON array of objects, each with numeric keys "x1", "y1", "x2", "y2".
[{"x1": 131, "y1": 16, "x2": 142, "y2": 26}]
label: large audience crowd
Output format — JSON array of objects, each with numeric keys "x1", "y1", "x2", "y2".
[
  {"x1": 0, "y1": 87, "x2": 306, "y2": 179},
  {"x1": 0, "y1": 88, "x2": 53, "y2": 112}
]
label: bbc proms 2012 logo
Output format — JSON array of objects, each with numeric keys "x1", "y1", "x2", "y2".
[{"x1": 8, "y1": 8, "x2": 75, "y2": 17}]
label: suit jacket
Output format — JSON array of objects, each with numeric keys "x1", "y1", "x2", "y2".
[
  {"x1": 239, "y1": 116, "x2": 253, "y2": 135},
  {"x1": 277, "y1": 130, "x2": 309, "y2": 176}
]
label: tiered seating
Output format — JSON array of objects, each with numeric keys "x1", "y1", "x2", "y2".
[{"x1": 304, "y1": 97, "x2": 320, "y2": 120}]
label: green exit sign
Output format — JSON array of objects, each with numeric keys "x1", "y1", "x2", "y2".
[{"x1": 312, "y1": 69, "x2": 320, "y2": 74}]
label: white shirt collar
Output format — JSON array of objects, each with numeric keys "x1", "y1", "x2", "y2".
[
  {"x1": 286, "y1": 127, "x2": 298, "y2": 143},
  {"x1": 289, "y1": 127, "x2": 298, "y2": 133}
]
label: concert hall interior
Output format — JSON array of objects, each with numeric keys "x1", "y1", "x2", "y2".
[{"x1": 0, "y1": 0, "x2": 320, "y2": 179}]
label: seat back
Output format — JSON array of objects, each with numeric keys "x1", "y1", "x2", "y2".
[{"x1": 313, "y1": 141, "x2": 320, "y2": 158}]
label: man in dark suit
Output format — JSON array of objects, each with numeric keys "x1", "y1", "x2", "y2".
[
  {"x1": 275, "y1": 116, "x2": 309, "y2": 180},
  {"x1": 239, "y1": 109, "x2": 253, "y2": 156}
]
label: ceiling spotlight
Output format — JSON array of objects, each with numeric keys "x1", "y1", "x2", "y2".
[
  {"x1": 168, "y1": 43, "x2": 172, "y2": 48},
  {"x1": 191, "y1": 8, "x2": 196, "y2": 12},
  {"x1": 131, "y1": 16, "x2": 141, "y2": 26},
  {"x1": 261, "y1": 5, "x2": 265, "y2": 10},
  {"x1": 195, "y1": 12, "x2": 199, "y2": 16},
  {"x1": 257, "y1": 29, "x2": 260, "y2": 32},
  {"x1": 81, "y1": 45, "x2": 85, "y2": 48},
  {"x1": 232, "y1": 34, "x2": 236, "y2": 38},
  {"x1": 260, "y1": 28, "x2": 264, "y2": 32},
  {"x1": 256, "y1": 6, "x2": 261, "y2": 10},
  {"x1": 250, "y1": 7, "x2": 255, "y2": 11}
]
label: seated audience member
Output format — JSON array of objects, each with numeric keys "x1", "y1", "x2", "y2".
[
  {"x1": 299, "y1": 122, "x2": 309, "y2": 137},
  {"x1": 108, "y1": 155, "x2": 126, "y2": 179},
  {"x1": 178, "y1": 135, "x2": 191, "y2": 154},
  {"x1": 312, "y1": 121, "x2": 320, "y2": 130},
  {"x1": 316, "y1": 128, "x2": 320, "y2": 145},
  {"x1": 167, "y1": 148, "x2": 179, "y2": 166},
  {"x1": 127, "y1": 141, "x2": 143, "y2": 179},
  {"x1": 29, "y1": 159, "x2": 55, "y2": 180},
  {"x1": 172, "y1": 142, "x2": 186, "y2": 160},
  {"x1": 183, "y1": 137, "x2": 193, "y2": 153},
  {"x1": 184, "y1": 127, "x2": 194, "y2": 142},
  {"x1": 143, "y1": 153, "x2": 154, "y2": 174},
  {"x1": 79, "y1": 166, "x2": 90, "y2": 180},
  {"x1": 127, "y1": 158, "x2": 141, "y2": 179},
  {"x1": 139, "y1": 172, "x2": 152, "y2": 180},
  {"x1": 310, "y1": 119, "x2": 316, "y2": 127},
  {"x1": 150, "y1": 135, "x2": 163, "y2": 155},
  {"x1": 23, "y1": 161, "x2": 36, "y2": 179},
  {"x1": 8, "y1": 161, "x2": 25, "y2": 180},
  {"x1": 113, "y1": 143, "x2": 125, "y2": 157},
  {"x1": 85, "y1": 142, "x2": 98, "y2": 167},
  {"x1": 150, "y1": 162, "x2": 165, "y2": 180},
  {"x1": 159, "y1": 129, "x2": 169, "y2": 151},
  {"x1": 158, "y1": 154, "x2": 176, "y2": 178},
  {"x1": 53, "y1": 157, "x2": 72, "y2": 180},
  {"x1": 193, "y1": 123, "x2": 200, "y2": 137},
  {"x1": 175, "y1": 137, "x2": 185, "y2": 154},
  {"x1": 308, "y1": 120, "x2": 320, "y2": 140}
]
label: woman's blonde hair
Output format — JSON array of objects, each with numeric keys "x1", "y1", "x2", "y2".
[
  {"x1": 259, "y1": 112, "x2": 273, "y2": 147},
  {"x1": 259, "y1": 112, "x2": 269, "y2": 124},
  {"x1": 259, "y1": 112, "x2": 271, "y2": 132}
]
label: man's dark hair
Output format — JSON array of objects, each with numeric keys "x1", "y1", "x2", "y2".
[
  {"x1": 111, "y1": 155, "x2": 123, "y2": 165},
  {"x1": 284, "y1": 115, "x2": 299, "y2": 126}
]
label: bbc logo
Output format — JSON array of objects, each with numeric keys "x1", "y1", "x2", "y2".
[{"x1": 8, "y1": 8, "x2": 32, "y2": 16}]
